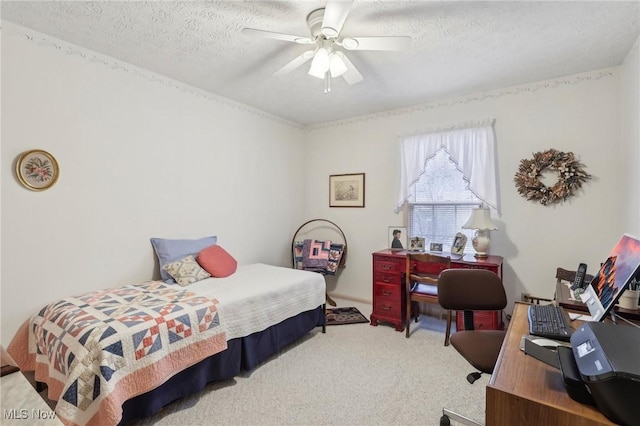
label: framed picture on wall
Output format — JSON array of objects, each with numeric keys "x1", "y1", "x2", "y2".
[
  {"x1": 388, "y1": 226, "x2": 407, "y2": 250},
  {"x1": 329, "y1": 173, "x2": 365, "y2": 207}
]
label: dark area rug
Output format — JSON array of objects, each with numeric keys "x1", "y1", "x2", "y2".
[{"x1": 325, "y1": 307, "x2": 369, "y2": 326}]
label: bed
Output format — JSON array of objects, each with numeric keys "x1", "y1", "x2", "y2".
[{"x1": 7, "y1": 263, "x2": 326, "y2": 426}]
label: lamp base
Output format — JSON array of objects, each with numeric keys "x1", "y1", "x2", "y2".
[{"x1": 472, "y1": 230, "x2": 491, "y2": 258}]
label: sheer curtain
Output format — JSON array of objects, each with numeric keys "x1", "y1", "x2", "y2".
[{"x1": 395, "y1": 123, "x2": 499, "y2": 213}]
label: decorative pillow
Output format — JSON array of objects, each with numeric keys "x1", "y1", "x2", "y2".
[
  {"x1": 197, "y1": 244, "x2": 238, "y2": 278},
  {"x1": 162, "y1": 255, "x2": 211, "y2": 286},
  {"x1": 151, "y1": 236, "x2": 217, "y2": 282}
]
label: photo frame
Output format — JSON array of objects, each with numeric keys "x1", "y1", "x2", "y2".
[
  {"x1": 452, "y1": 232, "x2": 468, "y2": 255},
  {"x1": 409, "y1": 237, "x2": 425, "y2": 251},
  {"x1": 430, "y1": 242, "x2": 443, "y2": 252},
  {"x1": 329, "y1": 173, "x2": 365, "y2": 207},
  {"x1": 388, "y1": 226, "x2": 407, "y2": 250},
  {"x1": 16, "y1": 149, "x2": 59, "y2": 191}
]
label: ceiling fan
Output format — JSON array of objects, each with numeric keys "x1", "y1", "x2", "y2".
[{"x1": 242, "y1": 0, "x2": 411, "y2": 93}]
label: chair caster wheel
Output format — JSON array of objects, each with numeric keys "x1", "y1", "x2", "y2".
[
  {"x1": 467, "y1": 372, "x2": 482, "y2": 384},
  {"x1": 440, "y1": 414, "x2": 451, "y2": 426}
]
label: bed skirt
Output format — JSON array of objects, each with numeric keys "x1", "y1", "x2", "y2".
[{"x1": 119, "y1": 306, "x2": 325, "y2": 424}]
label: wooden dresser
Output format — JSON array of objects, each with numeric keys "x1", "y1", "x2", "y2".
[{"x1": 370, "y1": 249, "x2": 504, "y2": 332}]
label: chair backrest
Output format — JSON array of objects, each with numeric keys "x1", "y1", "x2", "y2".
[
  {"x1": 406, "y1": 253, "x2": 451, "y2": 285},
  {"x1": 438, "y1": 269, "x2": 506, "y2": 311},
  {"x1": 556, "y1": 267, "x2": 594, "y2": 288}
]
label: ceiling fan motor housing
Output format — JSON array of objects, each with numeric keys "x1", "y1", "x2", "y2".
[{"x1": 307, "y1": 8, "x2": 328, "y2": 40}]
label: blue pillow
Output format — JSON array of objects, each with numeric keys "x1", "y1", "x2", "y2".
[{"x1": 150, "y1": 236, "x2": 217, "y2": 282}]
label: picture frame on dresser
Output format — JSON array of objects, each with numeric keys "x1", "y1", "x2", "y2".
[
  {"x1": 451, "y1": 232, "x2": 467, "y2": 255},
  {"x1": 388, "y1": 226, "x2": 407, "y2": 250},
  {"x1": 409, "y1": 237, "x2": 425, "y2": 251}
]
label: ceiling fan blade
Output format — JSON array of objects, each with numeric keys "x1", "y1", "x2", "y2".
[
  {"x1": 242, "y1": 28, "x2": 314, "y2": 44},
  {"x1": 335, "y1": 52, "x2": 363, "y2": 85},
  {"x1": 340, "y1": 36, "x2": 411, "y2": 51},
  {"x1": 273, "y1": 50, "x2": 315, "y2": 76},
  {"x1": 322, "y1": 0, "x2": 354, "y2": 38}
]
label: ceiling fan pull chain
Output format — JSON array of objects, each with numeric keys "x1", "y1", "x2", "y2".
[{"x1": 324, "y1": 71, "x2": 331, "y2": 94}]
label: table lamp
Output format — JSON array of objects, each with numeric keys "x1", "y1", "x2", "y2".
[{"x1": 462, "y1": 205, "x2": 498, "y2": 258}]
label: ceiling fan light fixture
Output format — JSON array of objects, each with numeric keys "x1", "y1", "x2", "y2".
[
  {"x1": 329, "y1": 52, "x2": 348, "y2": 77},
  {"x1": 308, "y1": 48, "x2": 330, "y2": 79}
]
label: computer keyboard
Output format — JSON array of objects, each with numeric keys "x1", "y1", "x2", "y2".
[{"x1": 527, "y1": 304, "x2": 573, "y2": 342}]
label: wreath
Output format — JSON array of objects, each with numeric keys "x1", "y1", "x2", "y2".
[{"x1": 514, "y1": 149, "x2": 591, "y2": 206}]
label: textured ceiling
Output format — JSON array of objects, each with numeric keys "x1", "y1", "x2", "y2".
[{"x1": 2, "y1": 1, "x2": 639, "y2": 126}]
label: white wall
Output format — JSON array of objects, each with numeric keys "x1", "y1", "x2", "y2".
[
  {"x1": 1, "y1": 26, "x2": 306, "y2": 346},
  {"x1": 621, "y1": 37, "x2": 640, "y2": 235},
  {"x1": 304, "y1": 68, "x2": 630, "y2": 314},
  {"x1": 2, "y1": 24, "x2": 638, "y2": 346}
]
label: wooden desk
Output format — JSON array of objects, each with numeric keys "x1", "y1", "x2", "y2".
[
  {"x1": 486, "y1": 302, "x2": 614, "y2": 425},
  {"x1": 370, "y1": 249, "x2": 503, "y2": 331},
  {"x1": 556, "y1": 281, "x2": 640, "y2": 321}
]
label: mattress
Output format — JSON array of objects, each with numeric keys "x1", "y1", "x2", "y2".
[{"x1": 188, "y1": 263, "x2": 326, "y2": 340}]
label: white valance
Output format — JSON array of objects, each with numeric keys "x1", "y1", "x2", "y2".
[{"x1": 396, "y1": 124, "x2": 499, "y2": 213}]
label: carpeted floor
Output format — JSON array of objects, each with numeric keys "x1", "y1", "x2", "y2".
[
  {"x1": 325, "y1": 306, "x2": 369, "y2": 325},
  {"x1": 132, "y1": 299, "x2": 487, "y2": 425}
]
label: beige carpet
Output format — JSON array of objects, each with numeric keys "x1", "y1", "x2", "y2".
[{"x1": 132, "y1": 299, "x2": 488, "y2": 425}]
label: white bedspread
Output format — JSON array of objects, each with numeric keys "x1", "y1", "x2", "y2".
[{"x1": 188, "y1": 263, "x2": 326, "y2": 340}]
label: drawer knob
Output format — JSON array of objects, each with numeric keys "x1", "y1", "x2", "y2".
[
  {"x1": 382, "y1": 305, "x2": 392, "y2": 311},
  {"x1": 382, "y1": 265, "x2": 392, "y2": 270},
  {"x1": 382, "y1": 290, "x2": 392, "y2": 296},
  {"x1": 382, "y1": 276, "x2": 392, "y2": 283}
]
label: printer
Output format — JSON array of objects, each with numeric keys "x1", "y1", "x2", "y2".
[{"x1": 558, "y1": 321, "x2": 640, "y2": 426}]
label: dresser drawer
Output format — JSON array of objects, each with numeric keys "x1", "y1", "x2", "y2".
[
  {"x1": 373, "y1": 299, "x2": 402, "y2": 317},
  {"x1": 374, "y1": 271, "x2": 401, "y2": 285},
  {"x1": 374, "y1": 256, "x2": 404, "y2": 274},
  {"x1": 373, "y1": 282, "x2": 402, "y2": 302},
  {"x1": 456, "y1": 310, "x2": 503, "y2": 331},
  {"x1": 451, "y1": 262, "x2": 499, "y2": 275}
]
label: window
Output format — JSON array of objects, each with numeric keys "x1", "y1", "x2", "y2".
[{"x1": 407, "y1": 148, "x2": 481, "y2": 252}]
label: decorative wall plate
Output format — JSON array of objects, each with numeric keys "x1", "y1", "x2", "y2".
[{"x1": 16, "y1": 149, "x2": 59, "y2": 191}]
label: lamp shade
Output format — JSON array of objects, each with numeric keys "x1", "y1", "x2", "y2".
[
  {"x1": 329, "y1": 51, "x2": 347, "y2": 77},
  {"x1": 308, "y1": 48, "x2": 330, "y2": 79},
  {"x1": 462, "y1": 206, "x2": 498, "y2": 231}
]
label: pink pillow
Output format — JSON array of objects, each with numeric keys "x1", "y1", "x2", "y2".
[{"x1": 197, "y1": 245, "x2": 237, "y2": 278}]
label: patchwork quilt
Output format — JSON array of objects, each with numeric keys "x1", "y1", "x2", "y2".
[
  {"x1": 294, "y1": 239, "x2": 345, "y2": 275},
  {"x1": 8, "y1": 281, "x2": 227, "y2": 426}
]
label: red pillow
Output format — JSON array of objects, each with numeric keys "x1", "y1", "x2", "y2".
[{"x1": 197, "y1": 245, "x2": 237, "y2": 278}]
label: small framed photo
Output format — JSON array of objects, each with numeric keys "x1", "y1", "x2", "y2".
[
  {"x1": 388, "y1": 226, "x2": 407, "y2": 250},
  {"x1": 452, "y1": 232, "x2": 467, "y2": 255},
  {"x1": 430, "y1": 242, "x2": 443, "y2": 252},
  {"x1": 329, "y1": 173, "x2": 365, "y2": 207},
  {"x1": 409, "y1": 237, "x2": 425, "y2": 251},
  {"x1": 16, "y1": 149, "x2": 59, "y2": 191}
]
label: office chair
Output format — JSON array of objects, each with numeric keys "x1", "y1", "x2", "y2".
[
  {"x1": 437, "y1": 268, "x2": 507, "y2": 426},
  {"x1": 405, "y1": 253, "x2": 452, "y2": 344}
]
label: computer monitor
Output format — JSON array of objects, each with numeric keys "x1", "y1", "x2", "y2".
[{"x1": 580, "y1": 233, "x2": 640, "y2": 322}]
